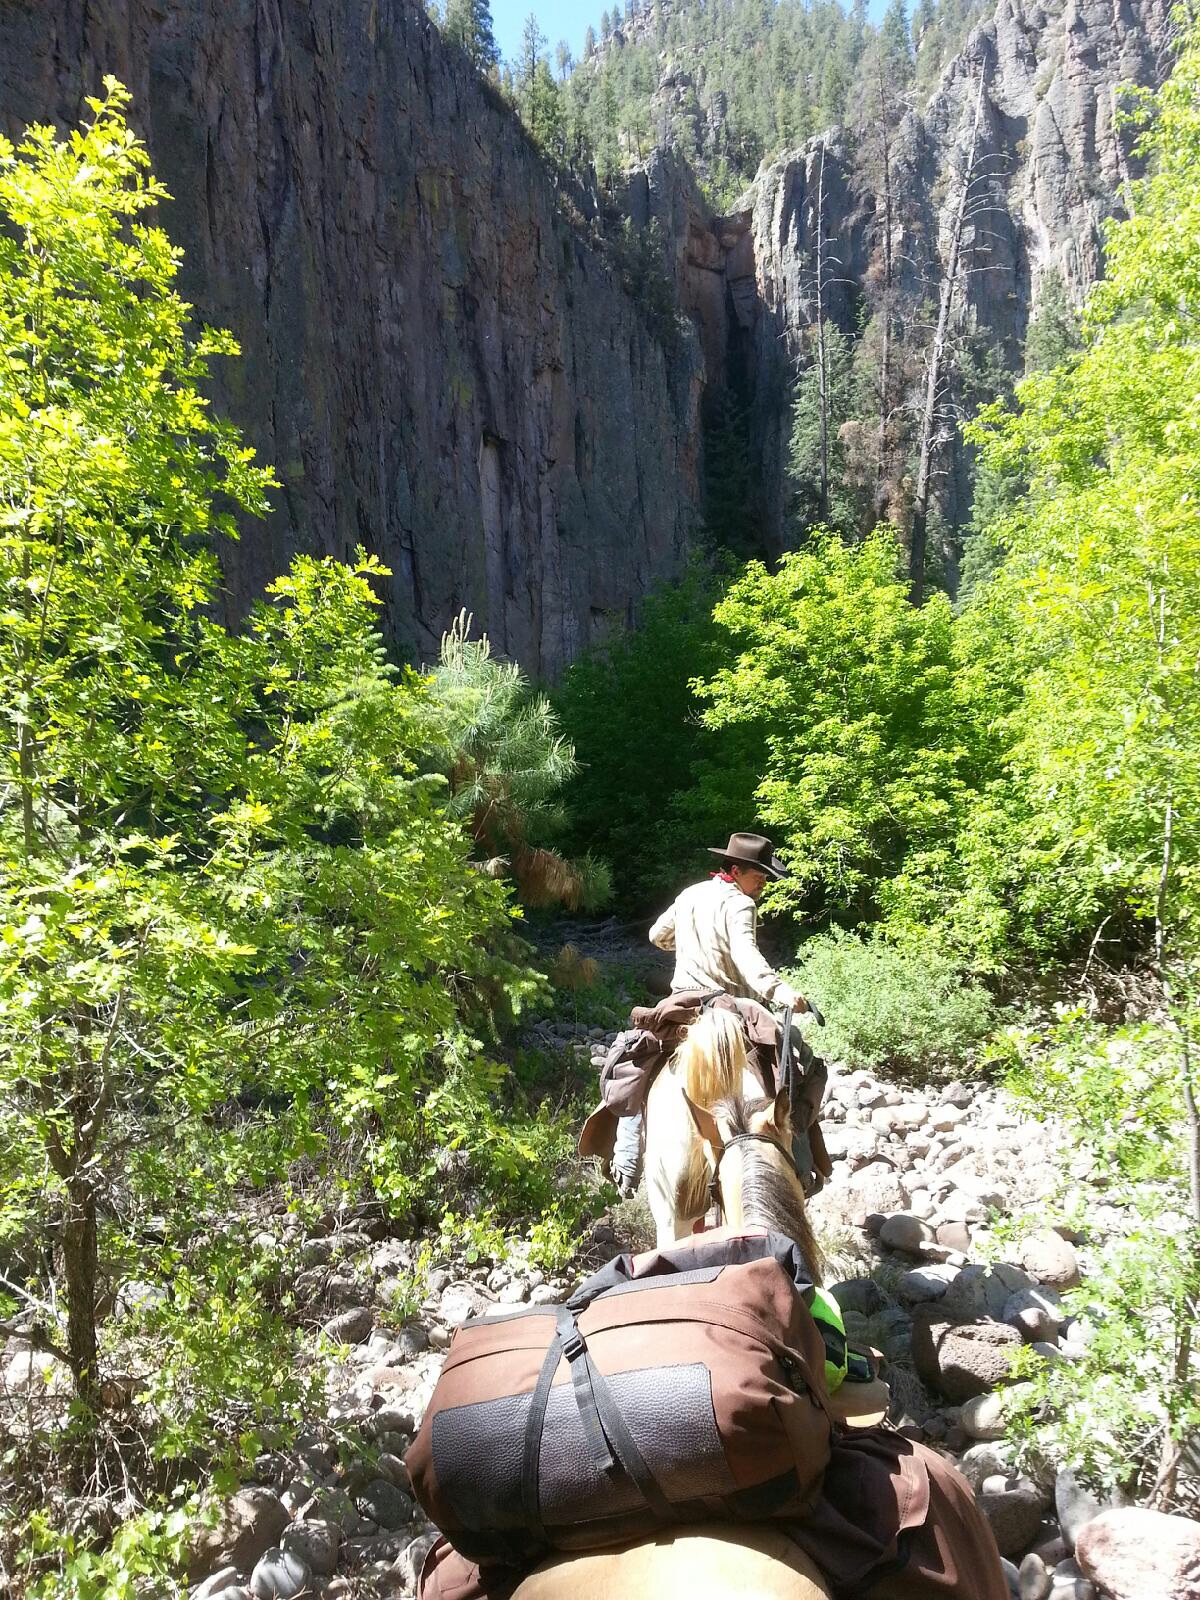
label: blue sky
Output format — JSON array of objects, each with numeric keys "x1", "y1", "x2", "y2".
[{"x1": 491, "y1": 0, "x2": 898, "y2": 69}]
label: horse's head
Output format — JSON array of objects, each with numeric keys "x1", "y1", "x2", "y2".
[{"x1": 682, "y1": 1089, "x2": 823, "y2": 1283}]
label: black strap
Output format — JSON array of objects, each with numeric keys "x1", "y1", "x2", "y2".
[
  {"x1": 780, "y1": 1002, "x2": 796, "y2": 1121},
  {"x1": 522, "y1": 1307, "x2": 676, "y2": 1533},
  {"x1": 584, "y1": 1349, "x2": 676, "y2": 1521},
  {"x1": 556, "y1": 1306, "x2": 615, "y2": 1474},
  {"x1": 521, "y1": 1326, "x2": 566, "y2": 1538}
]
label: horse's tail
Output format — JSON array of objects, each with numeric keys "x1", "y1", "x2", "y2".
[{"x1": 675, "y1": 1009, "x2": 749, "y2": 1109}]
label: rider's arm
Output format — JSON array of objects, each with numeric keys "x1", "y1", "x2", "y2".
[
  {"x1": 725, "y1": 896, "x2": 803, "y2": 1009},
  {"x1": 648, "y1": 902, "x2": 676, "y2": 951}
]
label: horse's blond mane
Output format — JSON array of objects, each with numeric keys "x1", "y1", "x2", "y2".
[{"x1": 669, "y1": 1010, "x2": 749, "y2": 1226}]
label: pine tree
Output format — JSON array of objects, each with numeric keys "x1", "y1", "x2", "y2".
[
  {"x1": 444, "y1": 0, "x2": 500, "y2": 74},
  {"x1": 880, "y1": 0, "x2": 914, "y2": 76},
  {"x1": 555, "y1": 38, "x2": 573, "y2": 80},
  {"x1": 584, "y1": 23, "x2": 597, "y2": 57}
]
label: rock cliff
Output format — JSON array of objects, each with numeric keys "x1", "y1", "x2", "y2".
[
  {"x1": 0, "y1": 0, "x2": 703, "y2": 674},
  {"x1": 0, "y1": 0, "x2": 1180, "y2": 653},
  {"x1": 738, "y1": 0, "x2": 1175, "y2": 544}
]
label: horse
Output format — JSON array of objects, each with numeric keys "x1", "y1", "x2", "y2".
[
  {"x1": 513, "y1": 1085, "x2": 845, "y2": 1600},
  {"x1": 642, "y1": 1007, "x2": 767, "y2": 1247}
]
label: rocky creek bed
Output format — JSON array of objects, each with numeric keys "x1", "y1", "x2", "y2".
[{"x1": 6, "y1": 1019, "x2": 1198, "y2": 1600}]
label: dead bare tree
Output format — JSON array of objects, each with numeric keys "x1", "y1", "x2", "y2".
[
  {"x1": 909, "y1": 66, "x2": 987, "y2": 604},
  {"x1": 814, "y1": 136, "x2": 831, "y2": 521}
]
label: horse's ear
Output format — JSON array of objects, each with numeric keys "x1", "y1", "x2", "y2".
[
  {"x1": 683, "y1": 1090, "x2": 724, "y2": 1153},
  {"x1": 772, "y1": 1087, "x2": 792, "y2": 1136}
]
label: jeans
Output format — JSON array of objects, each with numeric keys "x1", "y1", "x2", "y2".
[{"x1": 613, "y1": 1110, "x2": 643, "y2": 1193}]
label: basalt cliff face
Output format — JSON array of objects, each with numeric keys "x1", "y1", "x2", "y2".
[
  {"x1": 739, "y1": 0, "x2": 1176, "y2": 543},
  {"x1": 0, "y1": 0, "x2": 703, "y2": 674},
  {"x1": 0, "y1": 0, "x2": 1180, "y2": 658}
]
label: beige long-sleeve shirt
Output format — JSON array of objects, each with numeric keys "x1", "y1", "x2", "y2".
[{"x1": 648, "y1": 876, "x2": 801, "y2": 1009}]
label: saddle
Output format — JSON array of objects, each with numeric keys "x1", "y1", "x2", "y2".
[{"x1": 577, "y1": 990, "x2": 832, "y2": 1196}]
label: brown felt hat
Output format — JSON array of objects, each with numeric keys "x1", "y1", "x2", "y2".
[{"x1": 706, "y1": 831, "x2": 787, "y2": 880}]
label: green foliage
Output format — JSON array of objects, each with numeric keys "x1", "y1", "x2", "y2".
[
  {"x1": 0, "y1": 83, "x2": 555, "y2": 1527},
  {"x1": 789, "y1": 930, "x2": 997, "y2": 1077},
  {"x1": 696, "y1": 531, "x2": 971, "y2": 923},
  {"x1": 554, "y1": 562, "x2": 758, "y2": 907},
  {"x1": 444, "y1": 0, "x2": 500, "y2": 74},
  {"x1": 998, "y1": 1020, "x2": 1199, "y2": 1501},
  {"x1": 20, "y1": 1492, "x2": 201, "y2": 1600}
]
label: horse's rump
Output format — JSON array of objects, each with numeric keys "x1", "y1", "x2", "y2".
[{"x1": 512, "y1": 1520, "x2": 832, "y2": 1600}]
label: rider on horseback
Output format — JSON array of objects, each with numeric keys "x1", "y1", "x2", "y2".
[
  {"x1": 648, "y1": 831, "x2": 812, "y2": 1014},
  {"x1": 610, "y1": 832, "x2": 814, "y2": 1198}
]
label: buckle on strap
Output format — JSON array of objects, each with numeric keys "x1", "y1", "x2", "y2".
[{"x1": 559, "y1": 1327, "x2": 586, "y2": 1362}]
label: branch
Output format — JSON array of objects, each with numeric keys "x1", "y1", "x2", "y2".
[{"x1": 0, "y1": 1317, "x2": 70, "y2": 1366}]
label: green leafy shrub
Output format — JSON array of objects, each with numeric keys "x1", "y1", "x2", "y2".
[
  {"x1": 998, "y1": 1020, "x2": 1199, "y2": 1504},
  {"x1": 554, "y1": 561, "x2": 759, "y2": 908},
  {"x1": 697, "y1": 532, "x2": 978, "y2": 926},
  {"x1": 789, "y1": 931, "x2": 998, "y2": 1077},
  {"x1": 0, "y1": 84, "x2": 566, "y2": 1583}
]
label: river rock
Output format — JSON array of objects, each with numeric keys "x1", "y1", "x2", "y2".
[
  {"x1": 1054, "y1": 1469, "x2": 1117, "y2": 1552},
  {"x1": 280, "y1": 1519, "x2": 340, "y2": 1578},
  {"x1": 355, "y1": 1477, "x2": 414, "y2": 1530},
  {"x1": 1019, "y1": 1232, "x2": 1081, "y2": 1290},
  {"x1": 438, "y1": 1285, "x2": 492, "y2": 1325},
  {"x1": 322, "y1": 1306, "x2": 373, "y2": 1344},
  {"x1": 830, "y1": 1277, "x2": 890, "y2": 1316},
  {"x1": 911, "y1": 1308, "x2": 1023, "y2": 1402},
  {"x1": 979, "y1": 1482, "x2": 1048, "y2": 1557},
  {"x1": 249, "y1": 1547, "x2": 312, "y2": 1600},
  {"x1": 961, "y1": 1391, "x2": 1008, "y2": 1440},
  {"x1": 1019, "y1": 1552, "x2": 1052, "y2": 1600},
  {"x1": 1075, "y1": 1507, "x2": 1200, "y2": 1599},
  {"x1": 1003, "y1": 1286, "x2": 1063, "y2": 1343},
  {"x1": 879, "y1": 1212, "x2": 936, "y2": 1254},
  {"x1": 193, "y1": 1569, "x2": 240, "y2": 1600},
  {"x1": 190, "y1": 1488, "x2": 290, "y2": 1582},
  {"x1": 937, "y1": 1221, "x2": 972, "y2": 1252},
  {"x1": 1048, "y1": 1557, "x2": 1095, "y2": 1599},
  {"x1": 897, "y1": 1264, "x2": 959, "y2": 1305}
]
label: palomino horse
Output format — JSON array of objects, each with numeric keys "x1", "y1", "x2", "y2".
[
  {"x1": 642, "y1": 1008, "x2": 766, "y2": 1247},
  {"x1": 512, "y1": 1089, "x2": 889, "y2": 1600}
]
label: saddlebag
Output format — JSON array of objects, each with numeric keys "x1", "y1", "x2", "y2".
[{"x1": 405, "y1": 1232, "x2": 833, "y2": 1566}]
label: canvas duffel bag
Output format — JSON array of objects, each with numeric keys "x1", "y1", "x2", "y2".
[{"x1": 405, "y1": 1232, "x2": 833, "y2": 1567}]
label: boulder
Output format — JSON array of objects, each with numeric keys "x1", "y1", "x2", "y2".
[
  {"x1": 322, "y1": 1306, "x2": 373, "y2": 1344},
  {"x1": 280, "y1": 1519, "x2": 340, "y2": 1578},
  {"x1": 879, "y1": 1212, "x2": 936, "y2": 1255},
  {"x1": 1075, "y1": 1506, "x2": 1200, "y2": 1599},
  {"x1": 911, "y1": 1308, "x2": 1023, "y2": 1403},
  {"x1": 1003, "y1": 1286, "x2": 1063, "y2": 1343},
  {"x1": 961, "y1": 1391, "x2": 1008, "y2": 1441},
  {"x1": 979, "y1": 1482, "x2": 1049, "y2": 1557},
  {"x1": 249, "y1": 1547, "x2": 311, "y2": 1599},
  {"x1": 190, "y1": 1488, "x2": 290, "y2": 1582},
  {"x1": 1019, "y1": 1233, "x2": 1081, "y2": 1291}
]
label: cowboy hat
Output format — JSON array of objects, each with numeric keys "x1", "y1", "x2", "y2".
[{"x1": 706, "y1": 831, "x2": 787, "y2": 880}]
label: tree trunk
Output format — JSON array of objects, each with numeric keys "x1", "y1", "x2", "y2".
[
  {"x1": 814, "y1": 137, "x2": 830, "y2": 524},
  {"x1": 61, "y1": 1170, "x2": 100, "y2": 1411},
  {"x1": 910, "y1": 69, "x2": 985, "y2": 604},
  {"x1": 876, "y1": 62, "x2": 894, "y2": 510}
]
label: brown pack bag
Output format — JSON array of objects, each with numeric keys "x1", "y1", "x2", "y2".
[{"x1": 405, "y1": 1233, "x2": 833, "y2": 1567}]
